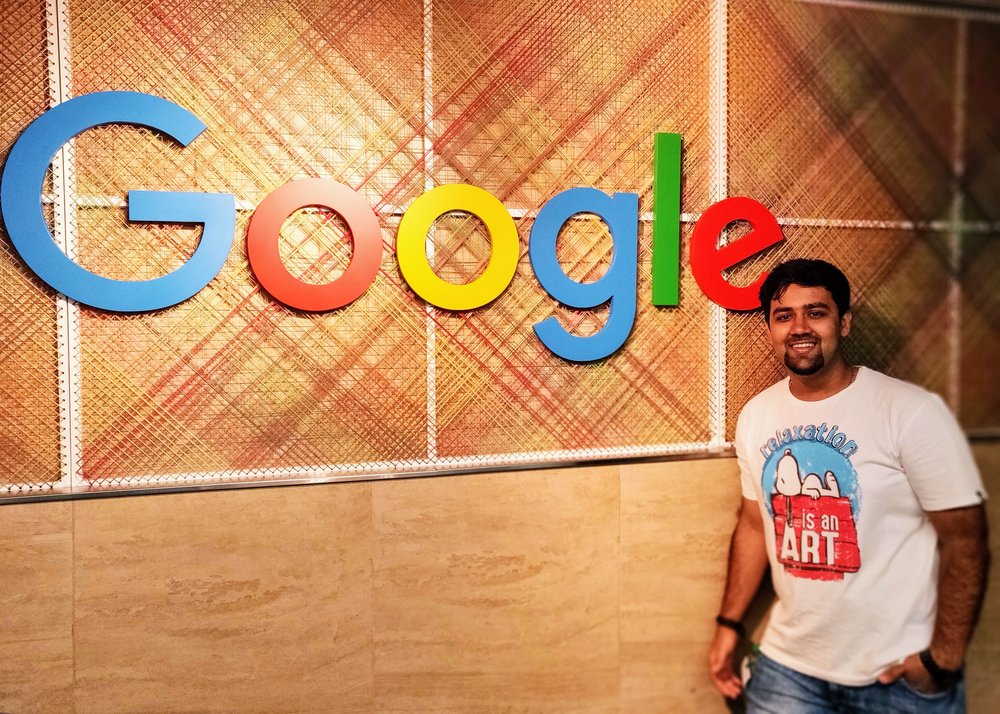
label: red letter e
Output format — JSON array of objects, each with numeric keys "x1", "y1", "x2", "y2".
[{"x1": 690, "y1": 197, "x2": 783, "y2": 311}]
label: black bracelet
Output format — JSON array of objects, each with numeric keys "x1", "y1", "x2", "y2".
[
  {"x1": 919, "y1": 649, "x2": 963, "y2": 689},
  {"x1": 715, "y1": 615, "x2": 746, "y2": 639}
]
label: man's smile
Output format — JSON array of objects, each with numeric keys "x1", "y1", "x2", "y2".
[{"x1": 787, "y1": 336, "x2": 819, "y2": 353}]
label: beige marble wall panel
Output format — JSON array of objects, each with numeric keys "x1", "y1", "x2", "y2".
[
  {"x1": 619, "y1": 458, "x2": 742, "y2": 712},
  {"x1": 72, "y1": 484, "x2": 374, "y2": 714},
  {"x1": 372, "y1": 466, "x2": 620, "y2": 712},
  {"x1": 3, "y1": 447, "x2": 996, "y2": 712},
  {"x1": 968, "y1": 441, "x2": 999, "y2": 714},
  {"x1": 0, "y1": 502, "x2": 74, "y2": 713}
]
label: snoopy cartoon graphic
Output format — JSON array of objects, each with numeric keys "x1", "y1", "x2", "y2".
[
  {"x1": 803, "y1": 471, "x2": 841, "y2": 499},
  {"x1": 770, "y1": 447, "x2": 860, "y2": 579},
  {"x1": 775, "y1": 449, "x2": 841, "y2": 500}
]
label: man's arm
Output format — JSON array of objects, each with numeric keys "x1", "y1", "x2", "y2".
[
  {"x1": 708, "y1": 496, "x2": 769, "y2": 699},
  {"x1": 878, "y1": 503, "x2": 990, "y2": 692}
]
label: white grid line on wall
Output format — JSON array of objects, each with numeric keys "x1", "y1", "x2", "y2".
[
  {"x1": 47, "y1": 0, "x2": 79, "y2": 491},
  {"x1": 947, "y1": 18, "x2": 968, "y2": 413},
  {"x1": 47, "y1": 197, "x2": 1000, "y2": 234},
  {"x1": 709, "y1": 0, "x2": 728, "y2": 449},
  {"x1": 422, "y1": 0, "x2": 438, "y2": 461}
]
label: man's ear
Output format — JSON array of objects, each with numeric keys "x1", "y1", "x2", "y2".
[{"x1": 840, "y1": 310, "x2": 852, "y2": 337}]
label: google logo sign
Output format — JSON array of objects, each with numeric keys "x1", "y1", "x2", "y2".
[{"x1": 2, "y1": 92, "x2": 784, "y2": 362}]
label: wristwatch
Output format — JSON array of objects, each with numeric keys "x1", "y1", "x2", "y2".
[
  {"x1": 919, "y1": 648, "x2": 963, "y2": 690},
  {"x1": 715, "y1": 615, "x2": 746, "y2": 639}
]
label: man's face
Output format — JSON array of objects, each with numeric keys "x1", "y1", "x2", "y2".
[{"x1": 767, "y1": 284, "x2": 851, "y2": 377}]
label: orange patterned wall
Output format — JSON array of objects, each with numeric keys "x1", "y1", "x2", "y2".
[{"x1": 1, "y1": 0, "x2": 997, "y2": 496}]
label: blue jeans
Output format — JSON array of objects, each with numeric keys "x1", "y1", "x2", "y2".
[{"x1": 745, "y1": 652, "x2": 965, "y2": 713}]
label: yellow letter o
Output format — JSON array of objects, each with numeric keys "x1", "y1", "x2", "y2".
[{"x1": 397, "y1": 184, "x2": 518, "y2": 311}]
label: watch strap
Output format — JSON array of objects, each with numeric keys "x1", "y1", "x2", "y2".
[
  {"x1": 919, "y1": 648, "x2": 963, "y2": 689},
  {"x1": 715, "y1": 615, "x2": 746, "y2": 639}
]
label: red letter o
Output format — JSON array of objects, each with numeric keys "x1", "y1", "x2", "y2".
[{"x1": 247, "y1": 179, "x2": 382, "y2": 311}]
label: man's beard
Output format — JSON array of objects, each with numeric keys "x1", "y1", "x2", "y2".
[{"x1": 785, "y1": 351, "x2": 825, "y2": 376}]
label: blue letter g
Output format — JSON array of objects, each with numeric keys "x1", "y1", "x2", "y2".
[{"x1": 1, "y1": 91, "x2": 235, "y2": 312}]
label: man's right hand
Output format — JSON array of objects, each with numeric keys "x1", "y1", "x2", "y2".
[
  {"x1": 708, "y1": 625, "x2": 743, "y2": 699},
  {"x1": 710, "y1": 497, "x2": 768, "y2": 700}
]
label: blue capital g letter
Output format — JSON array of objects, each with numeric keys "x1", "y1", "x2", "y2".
[{"x1": 1, "y1": 91, "x2": 235, "y2": 312}]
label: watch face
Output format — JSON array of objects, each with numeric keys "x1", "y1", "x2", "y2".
[{"x1": 939, "y1": 668, "x2": 963, "y2": 688}]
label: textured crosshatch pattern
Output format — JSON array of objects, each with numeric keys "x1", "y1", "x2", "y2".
[
  {"x1": 959, "y1": 18, "x2": 1000, "y2": 434},
  {"x1": 434, "y1": 221, "x2": 712, "y2": 457},
  {"x1": 429, "y1": 0, "x2": 715, "y2": 459},
  {"x1": 965, "y1": 22, "x2": 1000, "y2": 225},
  {"x1": 0, "y1": 0, "x2": 997, "y2": 494},
  {"x1": 962, "y1": 234, "x2": 999, "y2": 431},
  {"x1": 0, "y1": 0, "x2": 61, "y2": 488},
  {"x1": 430, "y1": 0, "x2": 713, "y2": 211},
  {"x1": 69, "y1": 0, "x2": 426, "y2": 209},
  {"x1": 728, "y1": 0, "x2": 956, "y2": 223},
  {"x1": 67, "y1": 0, "x2": 429, "y2": 482},
  {"x1": 78, "y1": 219, "x2": 429, "y2": 481}
]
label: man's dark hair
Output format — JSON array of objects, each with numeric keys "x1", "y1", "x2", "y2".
[{"x1": 758, "y1": 259, "x2": 850, "y2": 324}]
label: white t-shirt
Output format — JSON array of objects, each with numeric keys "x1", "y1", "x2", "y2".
[{"x1": 736, "y1": 366, "x2": 986, "y2": 686}]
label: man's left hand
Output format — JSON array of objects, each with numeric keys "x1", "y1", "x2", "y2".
[{"x1": 877, "y1": 652, "x2": 939, "y2": 694}]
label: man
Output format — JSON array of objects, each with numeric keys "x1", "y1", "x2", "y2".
[{"x1": 708, "y1": 258, "x2": 989, "y2": 712}]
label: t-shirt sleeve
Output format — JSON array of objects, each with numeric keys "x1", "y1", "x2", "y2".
[
  {"x1": 899, "y1": 393, "x2": 987, "y2": 511},
  {"x1": 735, "y1": 408, "x2": 757, "y2": 500}
]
